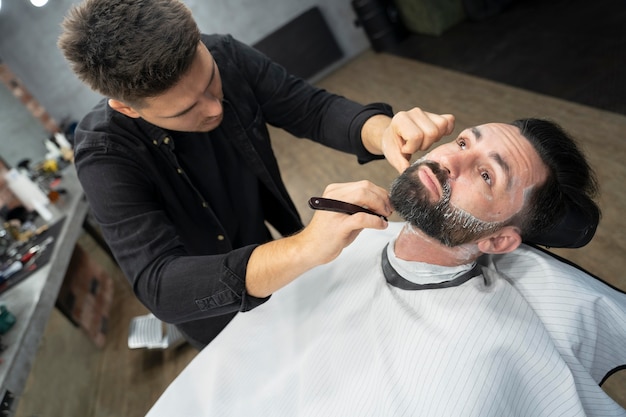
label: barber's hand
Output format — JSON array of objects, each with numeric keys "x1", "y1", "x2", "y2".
[
  {"x1": 246, "y1": 180, "x2": 391, "y2": 297},
  {"x1": 299, "y1": 180, "x2": 391, "y2": 265},
  {"x1": 382, "y1": 108, "x2": 455, "y2": 173}
]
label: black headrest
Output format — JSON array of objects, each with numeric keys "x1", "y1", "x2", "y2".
[{"x1": 523, "y1": 199, "x2": 600, "y2": 249}]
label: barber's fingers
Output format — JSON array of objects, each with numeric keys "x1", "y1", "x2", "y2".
[
  {"x1": 322, "y1": 180, "x2": 392, "y2": 218},
  {"x1": 383, "y1": 109, "x2": 455, "y2": 172},
  {"x1": 301, "y1": 180, "x2": 391, "y2": 264},
  {"x1": 382, "y1": 137, "x2": 413, "y2": 173},
  {"x1": 304, "y1": 210, "x2": 386, "y2": 264},
  {"x1": 392, "y1": 109, "x2": 455, "y2": 152}
]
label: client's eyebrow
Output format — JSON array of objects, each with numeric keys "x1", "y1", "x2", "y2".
[
  {"x1": 490, "y1": 152, "x2": 512, "y2": 190},
  {"x1": 473, "y1": 126, "x2": 512, "y2": 190}
]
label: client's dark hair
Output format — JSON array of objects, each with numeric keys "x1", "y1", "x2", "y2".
[{"x1": 510, "y1": 118, "x2": 600, "y2": 247}]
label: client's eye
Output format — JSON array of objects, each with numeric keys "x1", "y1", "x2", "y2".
[
  {"x1": 457, "y1": 138, "x2": 467, "y2": 150},
  {"x1": 481, "y1": 171, "x2": 492, "y2": 186}
]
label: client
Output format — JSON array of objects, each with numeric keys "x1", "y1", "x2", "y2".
[{"x1": 146, "y1": 118, "x2": 625, "y2": 417}]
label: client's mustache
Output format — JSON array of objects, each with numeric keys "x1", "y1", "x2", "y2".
[{"x1": 411, "y1": 160, "x2": 449, "y2": 191}]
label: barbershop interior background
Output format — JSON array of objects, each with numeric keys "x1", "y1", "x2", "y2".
[{"x1": 1, "y1": 0, "x2": 625, "y2": 416}]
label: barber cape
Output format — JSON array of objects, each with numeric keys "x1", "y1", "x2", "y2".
[{"x1": 147, "y1": 222, "x2": 626, "y2": 417}]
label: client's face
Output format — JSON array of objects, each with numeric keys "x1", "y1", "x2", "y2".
[
  {"x1": 390, "y1": 160, "x2": 507, "y2": 246},
  {"x1": 389, "y1": 123, "x2": 547, "y2": 247}
]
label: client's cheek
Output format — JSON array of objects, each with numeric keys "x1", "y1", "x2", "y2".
[{"x1": 447, "y1": 193, "x2": 485, "y2": 221}]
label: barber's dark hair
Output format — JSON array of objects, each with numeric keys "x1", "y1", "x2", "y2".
[
  {"x1": 510, "y1": 118, "x2": 600, "y2": 246},
  {"x1": 58, "y1": 0, "x2": 201, "y2": 107}
]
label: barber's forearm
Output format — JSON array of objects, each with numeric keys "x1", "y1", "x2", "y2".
[
  {"x1": 361, "y1": 114, "x2": 392, "y2": 155},
  {"x1": 245, "y1": 232, "x2": 326, "y2": 298}
]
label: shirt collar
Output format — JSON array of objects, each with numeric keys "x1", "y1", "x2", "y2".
[{"x1": 382, "y1": 242, "x2": 483, "y2": 290}]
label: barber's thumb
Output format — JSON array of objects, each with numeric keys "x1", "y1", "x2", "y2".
[
  {"x1": 441, "y1": 114, "x2": 456, "y2": 134},
  {"x1": 391, "y1": 153, "x2": 411, "y2": 173}
]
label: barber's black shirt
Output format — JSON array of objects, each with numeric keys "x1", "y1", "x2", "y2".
[
  {"x1": 73, "y1": 34, "x2": 393, "y2": 348},
  {"x1": 172, "y1": 130, "x2": 271, "y2": 248}
]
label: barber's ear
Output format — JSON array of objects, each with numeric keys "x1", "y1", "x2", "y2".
[
  {"x1": 108, "y1": 99, "x2": 141, "y2": 118},
  {"x1": 477, "y1": 226, "x2": 522, "y2": 254}
]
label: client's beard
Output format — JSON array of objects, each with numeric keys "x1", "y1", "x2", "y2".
[{"x1": 389, "y1": 160, "x2": 507, "y2": 247}]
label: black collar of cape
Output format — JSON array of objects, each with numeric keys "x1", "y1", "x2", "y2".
[{"x1": 381, "y1": 243, "x2": 484, "y2": 290}]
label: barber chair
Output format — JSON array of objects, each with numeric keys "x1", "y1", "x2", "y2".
[{"x1": 127, "y1": 313, "x2": 185, "y2": 350}]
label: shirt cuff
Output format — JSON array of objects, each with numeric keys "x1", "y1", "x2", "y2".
[
  {"x1": 222, "y1": 244, "x2": 272, "y2": 312},
  {"x1": 241, "y1": 291, "x2": 271, "y2": 312},
  {"x1": 349, "y1": 102, "x2": 394, "y2": 164}
]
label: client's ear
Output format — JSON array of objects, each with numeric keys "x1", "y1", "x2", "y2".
[
  {"x1": 108, "y1": 99, "x2": 141, "y2": 118},
  {"x1": 477, "y1": 226, "x2": 522, "y2": 254}
]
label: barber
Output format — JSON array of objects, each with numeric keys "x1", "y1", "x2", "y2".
[{"x1": 58, "y1": 0, "x2": 454, "y2": 348}]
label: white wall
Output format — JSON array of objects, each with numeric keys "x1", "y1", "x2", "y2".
[{"x1": 0, "y1": 79, "x2": 49, "y2": 167}]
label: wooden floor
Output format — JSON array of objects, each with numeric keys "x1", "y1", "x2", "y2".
[
  {"x1": 388, "y1": 0, "x2": 626, "y2": 116},
  {"x1": 16, "y1": 50, "x2": 626, "y2": 416}
]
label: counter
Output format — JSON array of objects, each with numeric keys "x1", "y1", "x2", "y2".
[{"x1": 0, "y1": 166, "x2": 89, "y2": 415}]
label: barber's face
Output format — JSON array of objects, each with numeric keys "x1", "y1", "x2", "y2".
[
  {"x1": 390, "y1": 123, "x2": 547, "y2": 246},
  {"x1": 131, "y1": 43, "x2": 224, "y2": 132}
]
